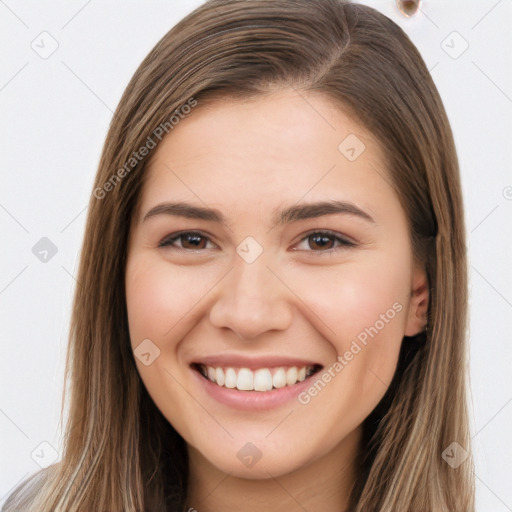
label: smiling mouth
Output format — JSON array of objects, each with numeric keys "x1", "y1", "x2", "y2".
[{"x1": 192, "y1": 363, "x2": 323, "y2": 392}]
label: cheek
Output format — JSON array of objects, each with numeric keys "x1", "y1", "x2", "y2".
[
  {"x1": 125, "y1": 255, "x2": 211, "y2": 437},
  {"x1": 125, "y1": 260, "x2": 170, "y2": 344},
  {"x1": 125, "y1": 255, "x2": 211, "y2": 344},
  {"x1": 292, "y1": 254, "x2": 410, "y2": 341},
  {"x1": 289, "y1": 253, "x2": 411, "y2": 398}
]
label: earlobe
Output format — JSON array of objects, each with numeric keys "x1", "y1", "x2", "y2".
[{"x1": 404, "y1": 268, "x2": 429, "y2": 337}]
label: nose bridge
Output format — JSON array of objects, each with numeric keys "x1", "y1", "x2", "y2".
[
  {"x1": 208, "y1": 245, "x2": 293, "y2": 339},
  {"x1": 232, "y1": 251, "x2": 276, "y2": 303}
]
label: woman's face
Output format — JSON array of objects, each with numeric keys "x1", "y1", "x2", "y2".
[{"x1": 125, "y1": 90, "x2": 428, "y2": 480}]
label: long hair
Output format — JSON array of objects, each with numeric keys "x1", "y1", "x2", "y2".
[{"x1": 3, "y1": 0, "x2": 474, "y2": 510}]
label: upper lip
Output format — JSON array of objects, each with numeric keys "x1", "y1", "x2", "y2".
[{"x1": 191, "y1": 354, "x2": 323, "y2": 370}]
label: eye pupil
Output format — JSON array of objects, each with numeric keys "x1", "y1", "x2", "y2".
[
  {"x1": 309, "y1": 234, "x2": 334, "y2": 250},
  {"x1": 183, "y1": 234, "x2": 206, "y2": 249}
]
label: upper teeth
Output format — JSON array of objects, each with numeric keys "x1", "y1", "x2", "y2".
[{"x1": 199, "y1": 365, "x2": 315, "y2": 391}]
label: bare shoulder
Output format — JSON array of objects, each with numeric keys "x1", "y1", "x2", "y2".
[{"x1": 1, "y1": 466, "x2": 55, "y2": 512}]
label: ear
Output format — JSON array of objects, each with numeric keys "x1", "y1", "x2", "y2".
[{"x1": 404, "y1": 266, "x2": 429, "y2": 336}]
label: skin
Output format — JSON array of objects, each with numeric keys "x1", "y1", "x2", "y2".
[{"x1": 125, "y1": 89, "x2": 429, "y2": 512}]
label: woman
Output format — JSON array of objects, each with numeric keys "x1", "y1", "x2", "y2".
[{"x1": 3, "y1": 0, "x2": 475, "y2": 510}]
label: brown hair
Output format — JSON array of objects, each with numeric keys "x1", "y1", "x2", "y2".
[{"x1": 3, "y1": 0, "x2": 474, "y2": 510}]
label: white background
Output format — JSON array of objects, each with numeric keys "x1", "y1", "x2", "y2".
[{"x1": 1, "y1": 0, "x2": 511, "y2": 509}]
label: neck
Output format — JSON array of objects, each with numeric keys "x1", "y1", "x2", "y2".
[{"x1": 184, "y1": 426, "x2": 362, "y2": 512}]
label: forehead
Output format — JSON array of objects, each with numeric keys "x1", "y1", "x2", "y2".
[{"x1": 137, "y1": 89, "x2": 393, "y2": 224}]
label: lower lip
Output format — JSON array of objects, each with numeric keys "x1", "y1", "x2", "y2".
[{"x1": 191, "y1": 367, "x2": 320, "y2": 411}]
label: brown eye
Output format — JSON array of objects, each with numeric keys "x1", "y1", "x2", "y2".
[
  {"x1": 308, "y1": 233, "x2": 335, "y2": 250},
  {"x1": 159, "y1": 231, "x2": 213, "y2": 250},
  {"x1": 295, "y1": 231, "x2": 356, "y2": 253},
  {"x1": 180, "y1": 233, "x2": 207, "y2": 249}
]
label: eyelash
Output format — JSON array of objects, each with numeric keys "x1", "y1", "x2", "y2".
[{"x1": 158, "y1": 230, "x2": 356, "y2": 255}]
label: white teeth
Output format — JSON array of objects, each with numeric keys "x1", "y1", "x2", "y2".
[
  {"x1": 254, "y1": 369, "x2": 273, "y2": 391},
  {"x1": 225, "y1": 368, "x2": 237, "y2": 388},
  {"x1": 215, "y1": 367, "x2": 225, "y2": 386},
  {"x1": 199, "y1": 364, "x2": 317, "y2": 391},
  {"x1": 237, "y1": 368, "x2": 254, "y2": 391},
  {"x1": 286, "y1": 367, "x2": 298, "y2": 386},
  {"x1": 272, "y1": 367, "x2": 287, "y2": 388}
]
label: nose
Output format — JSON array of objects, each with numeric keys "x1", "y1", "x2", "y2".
[{"x1": 208, "y1": 253, "x2": 294, "y2": 341}]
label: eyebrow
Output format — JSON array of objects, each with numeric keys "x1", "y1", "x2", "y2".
[{"x1": 142, "y1": 200, "x2": 375, "y2": 226}]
